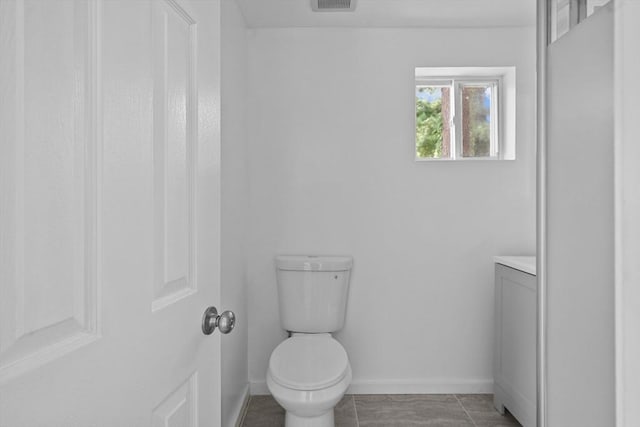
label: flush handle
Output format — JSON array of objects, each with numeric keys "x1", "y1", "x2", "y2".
[{"x1": 202, "y1": 306, "x2": 236, "y2": 335}]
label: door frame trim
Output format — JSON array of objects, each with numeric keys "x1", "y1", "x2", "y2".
[{"x1": 536, "y1": 1, "x2": 548, "y2": 426}]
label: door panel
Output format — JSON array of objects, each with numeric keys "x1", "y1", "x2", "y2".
[
  {"x1": 0, "y1": 0, "x2": 221, "y2": 425},
  {"x1": 152, "y1": 373, "x2": 198, "y2": 427},
  {"x1": 0, "y1": 0, "x2": 99, "y2": 386},
  {"x1": 151, "y1": 0, "x2": 198, "y2": 310}
]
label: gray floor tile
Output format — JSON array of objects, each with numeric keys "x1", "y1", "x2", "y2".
[
  {"x1": 241, "y1": 393, "x2": 520, "y2": 427},
  {"x1": 335, "y1": 395, "x2": 358, "y2": 427},
  {"x1": 241, "y1": 394, "x2": 357, "y2": 427},
  {"x1": 456, "y1": 394, "x2": 522, "y2": 427},
  {"x1": 354, "y1": 394, "x2": 475, "y2": 426},
  {"x1": 241, "y1": 395, "x2": 284, "y2": 427}
]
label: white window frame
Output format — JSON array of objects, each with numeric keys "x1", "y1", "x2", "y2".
[
  {"x1": 415, "y1": 77, "x2": 501, "y2": 160},
  {"x1": 415, "y1": 66, "x2": 516, "y2": 161}
]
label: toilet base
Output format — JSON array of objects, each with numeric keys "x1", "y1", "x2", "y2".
[
  {"x1": 267, "y1": 349, "x2": 352, "y2": 427},
  {"x1": 285, "y1": 409, "x2": 334, "y2": 427}
]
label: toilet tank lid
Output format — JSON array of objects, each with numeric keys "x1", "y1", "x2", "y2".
[{"x1": 276, "y1": 255, "x2": 353, "y2": 272}]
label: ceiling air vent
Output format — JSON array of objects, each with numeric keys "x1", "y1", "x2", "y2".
[{"x1": 311, "y1": 0, "x2": 357, "y2": 12}]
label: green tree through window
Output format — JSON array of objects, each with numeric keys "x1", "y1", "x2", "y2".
[{"x1": 416, "y1": 87, "x2": 445, "y2": 158}]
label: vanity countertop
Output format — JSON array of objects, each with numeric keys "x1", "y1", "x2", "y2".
[{"x1": 494, "y1": 256, "x2": 536, "y2": 276}]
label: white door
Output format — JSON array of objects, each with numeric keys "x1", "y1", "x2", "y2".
[{"x1": 0, "y1": 1, "x2": 225, "y2": 426}]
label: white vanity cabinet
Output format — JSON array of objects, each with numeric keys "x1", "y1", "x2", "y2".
[{"x1": 493, "y1": 256, "x2": 536, "y2": 427}]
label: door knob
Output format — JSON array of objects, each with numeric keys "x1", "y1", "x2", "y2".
[{"x1": 202, "y1": 306, "x2": 236, "y2": 335}]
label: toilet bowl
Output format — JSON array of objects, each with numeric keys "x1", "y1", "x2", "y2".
[{"x1": 267, "y1": 334, "x2": 351, "y2": 427}]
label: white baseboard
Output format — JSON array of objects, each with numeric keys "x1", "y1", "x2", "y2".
[
  {"x1": 228, "y1": 384, "x2": 250, "y2": 427},
  {"x1": 249, "y1": 379, "x2": 493, "y2": 396},
  {"x1": 347, "y1": 379, "x2": 493, "y2": 394}
]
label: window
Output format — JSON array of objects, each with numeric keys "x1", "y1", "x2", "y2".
[
  {"x1": 415, "y1": 67, "x2": 516, "y2": 161},
  {"x1": 549, "y1": 0, "x2": 611, "y2": 43}
]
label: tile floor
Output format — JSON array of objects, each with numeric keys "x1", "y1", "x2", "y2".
[{"x1": 240, "y1": 394, "x2": 522, "y2": 427}]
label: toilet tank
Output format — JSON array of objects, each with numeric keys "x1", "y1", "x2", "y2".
[{"x1": 275, "y1": 255, "x2": 353, "y2": 333}]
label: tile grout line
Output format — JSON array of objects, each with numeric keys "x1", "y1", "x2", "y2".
[
  {"x1": 454, "y1": 394, "x2": 478, "y2": 427},
  {"x1": 352, "y1": 395, "x2": 360, "y2": 427}
]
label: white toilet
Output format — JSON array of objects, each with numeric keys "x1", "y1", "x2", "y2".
[{"x1": 267, "y1": 255, "x2": 353, "y2": 427}]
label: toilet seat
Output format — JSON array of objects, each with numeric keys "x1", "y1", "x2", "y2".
[{"x1": 269, "y1": 334, "x2": 349, "y2": 391}]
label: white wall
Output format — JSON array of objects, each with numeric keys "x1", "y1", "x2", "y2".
[
  {"x1": 246, "y1": 27, "x2": 537, "y2": 393},
  {"x1": 615, "y1": 1, "x2": 640, "y2": 425},
  {"x1": 221, "y1": 1, "x2": 249, "y2": 425},
  {"x1": 547, "y1": 6, "x2": 614, "y2": 426}
]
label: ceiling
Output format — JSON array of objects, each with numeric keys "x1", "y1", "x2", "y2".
[{"x1": 235, "y1": 0, "x2": 536, "y2": 29}]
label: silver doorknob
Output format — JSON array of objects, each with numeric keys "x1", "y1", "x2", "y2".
[{"x1": 202, "y1": 306, "x2": 236, "y2": 335}]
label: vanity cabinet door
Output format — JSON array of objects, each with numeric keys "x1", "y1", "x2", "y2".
[{"x1": 494, "y1": 263, "x2": 536, "y2": 427}]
